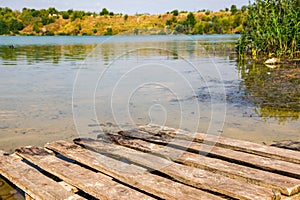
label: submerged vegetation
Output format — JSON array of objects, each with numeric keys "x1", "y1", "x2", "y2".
[
  {"x1": 239, "y1": 62, "x2": 300, "y2": 123},
  {"x1": 0, "y1": 6, "x2": 247, "y2": 36},
  {"x1": 237, "y1": 0, "x2": 300, "y2": 60}
]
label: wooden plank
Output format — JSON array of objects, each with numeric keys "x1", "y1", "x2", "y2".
[
  {"x1": 58, "y1": 181, "x2": 79, "y2": 193},
  {"x1": 74, "y1": 138, "x2": 281, "y2": 200},
  {"x1": 282, "y1": 193, "x2": 300, "y2": 200},
  {"x1": 112, "y1": 131, "x2": 300, "y2": 196},
  {"x1": 15, "y1": 146, "x2": 153, "y2": 200},
  {"x1": 136, "y1": 127, "x2": 300, "y2": 179},
  {"x1": 0, "y1": 151, "x2": 83, "y2": 200},
  {"x1": 25, "y1": 194, "x2": 34, "y2": 200},
  {"x1": 45, "y1": 141, "x2": 223, "y2": 200},
  {"x1": 140, "y1": 124, "x2": 300, "y2": 164}
]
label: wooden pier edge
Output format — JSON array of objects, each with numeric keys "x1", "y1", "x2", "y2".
[{"x1": 0, "y1": 123, "x2": 300, "y2": 199}]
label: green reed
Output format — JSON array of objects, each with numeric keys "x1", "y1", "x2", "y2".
[{"x1": 237, "y1": 0, "x2": 300, "y2": 59}]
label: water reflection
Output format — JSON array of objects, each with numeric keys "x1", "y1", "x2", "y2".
[
  {"x1": 0, "y1": 39, "x2": 236, "y2": 66},
  {"x1": 238, "y1": 62, "x2": 300, "y2": 123},
  {"x1": 0, "y1": 44, "x2": 96, "y2": 65},
  {"x1": 1, "y1": 37, "x2": 298, "y2": 125}
]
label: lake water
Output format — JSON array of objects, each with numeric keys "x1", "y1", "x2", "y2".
[{"x1": 0, "y1": 35, "x2": 299, "y2": 198}]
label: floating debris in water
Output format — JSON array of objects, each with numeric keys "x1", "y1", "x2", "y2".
[{"x1": 264, "y1": 57, "x2": 280, "y2": 65}]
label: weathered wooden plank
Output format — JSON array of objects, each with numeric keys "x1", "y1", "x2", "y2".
[
  {"x1": 15, "y1": 146, "x2": 152, "y2": 200},
  {"x1": 282, "y1": 193, "x2": 300, "y2": 200},
  {"x1": 140, "y1": 124, "x2": 300, "y2": 164},
  {"x1": 112, "y1": 131, "x2": 300, "y2": 196},
  {"x1": 25, "y1": 194, "x2": 34, "y2": 200},
  {"x1": 0, "y1": 151, "x2": 83, "y2": 200},
  {"x1": 74, "y1": 138, "x2": 281, "y2": 200},
  {"x1": 45, "y1": 141, "x2": 223, "y2": 200},
  {"x1": 136, "y1": 126, "x2": 300, "y2": 179},
  {"x1": 58, "y1": 181, "x2": 79, "y2": 193}
]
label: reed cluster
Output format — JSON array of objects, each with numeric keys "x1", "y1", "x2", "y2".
[{"x1": 237, "y1": 0, "x2": 300, "y2": 59}]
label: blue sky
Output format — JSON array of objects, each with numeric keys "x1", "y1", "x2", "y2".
[{"x1": 0, "y1": 0, "x2": 250, "y2": 14}]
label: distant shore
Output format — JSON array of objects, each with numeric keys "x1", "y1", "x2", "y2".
[{"x1": 0, "y1": 7, "x2": 246, "y2": 36}]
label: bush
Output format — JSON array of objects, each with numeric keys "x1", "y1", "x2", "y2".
[
  {"x1": 196, "y1": 23, "x2": 204, "y2": 34},
  {"x1": 104, "y1": 27, "x2": 113, "y2": 35},
  {"x1": 32, "y1": 23, "x2": 40, "y2": 33},
  {"x1": 45, "y1": 31, "x2": 54, "y2": 36},
  {"x1": 62, "y1": 12, "x2": 69, "y2": 19},
  {"x1": 174, "y1": 24, "x2": 185, "y2": 33}
]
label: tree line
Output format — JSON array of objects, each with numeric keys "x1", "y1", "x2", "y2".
[{"x1": 0, "y1": 5, "x2": 247, "y2": 36}]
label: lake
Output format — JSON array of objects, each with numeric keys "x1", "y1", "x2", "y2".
[
  {"x1": 0, "y1": 35, "x2": 299, "y2": 152},
  {"x1": 0, "y1": 34, "x2": 299, "y2": 198}
]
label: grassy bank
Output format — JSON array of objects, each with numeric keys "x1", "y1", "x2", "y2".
[
  {"x1": 237, "y1": 0, "x2": 300, "y2": 60},
  {"x1": 0, "y1": 7, "x2": 247, "y2": 36}
]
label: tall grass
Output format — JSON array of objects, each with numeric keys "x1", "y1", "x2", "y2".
[{"x1": 237, "y1": 0, "x2": 300, "y2": 59}]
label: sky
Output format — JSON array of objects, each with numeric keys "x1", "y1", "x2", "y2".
[{"x1": 0, "y1": 0, "x2": 250, "y2": 14}]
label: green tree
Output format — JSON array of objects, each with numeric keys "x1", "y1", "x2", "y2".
[
  {"x1": 241, "y1": 6, "x2": 247, "y2": 12},
  {"x1": 47, "y1": 7, "x2": 58, "y2": 15},
  {"x1": 166, "y1": 19, "x2": 172, "y2": 26},
  {"x1": 100, "y1": 8, "x2": 109, "y2": 16},
  {"x1": 62, "y1": 12, "x2": 69, "y2": 19},
  {"x1": 171, "y1": 10, "x2": 179, "y2": 16},
  {"x1": 196, "y1": 23, "x2": 204, "y2": 34},
  {"x1": 31, "y1": 9, "x2": 40, "y2": 17},
  {"x1": 32, "y1": 22, "x2": 40, "y2": 33},
  {"x1": 9, "y1": 19, "x2": 24, "y2": 33},
  {"x1": 230, "y1": 5, "x2": 238, "y2": 15},
  {"x1": 67, "y1": 9, "x2": 73, "y2": 14},
  {"x1": 20, "y1": 9, "x2": 34, "y2": 25},
  {"x1": 186, "y1": 12, "x2": 196, "y2": 28},
  {"x1": 0, "y1": 20, "x2": 9, "y2": 34},
  {"x1": 71, "y1": 10, "x2": 85, "y2": 21},
  {"x1": 233, "y1": 14, "x2": 242, "y2": 28}
]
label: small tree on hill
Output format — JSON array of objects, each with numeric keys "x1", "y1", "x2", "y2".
[
  {"x1": 186, "y1": 12, "x2": 196, "y2": 29},
  {"x1": 230, "y1": 5, "x2": 238, "y2": 15},
  {"x1": 171, "y1": 10, "x2": 179, "y2": 16},
  {"x1": 100, "y1": 8, "x2": 109, "y2": 16}
]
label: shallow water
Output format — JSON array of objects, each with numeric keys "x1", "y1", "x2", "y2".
[{"x1": 0, "y1": 35, "x2": 299, "y2": 197}]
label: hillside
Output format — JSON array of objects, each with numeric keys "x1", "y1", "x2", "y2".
[{"x1": 0, "y1": 7, "x2": 246, "y2": 36}]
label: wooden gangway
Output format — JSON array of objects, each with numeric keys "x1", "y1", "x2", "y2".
[{"x1": 1, "y1": 124, "x2": 300, "y2": 199}]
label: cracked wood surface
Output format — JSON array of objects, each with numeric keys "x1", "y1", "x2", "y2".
[
  {"x1": 74, "y1": 138, "x2": 281, "y2": 200},
  {"x1": 0, "y1": 151, "x2": 83, "y2": 200},
  {"x1": 45, "y1": 140, "x2": 223, "y2": 200}
]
